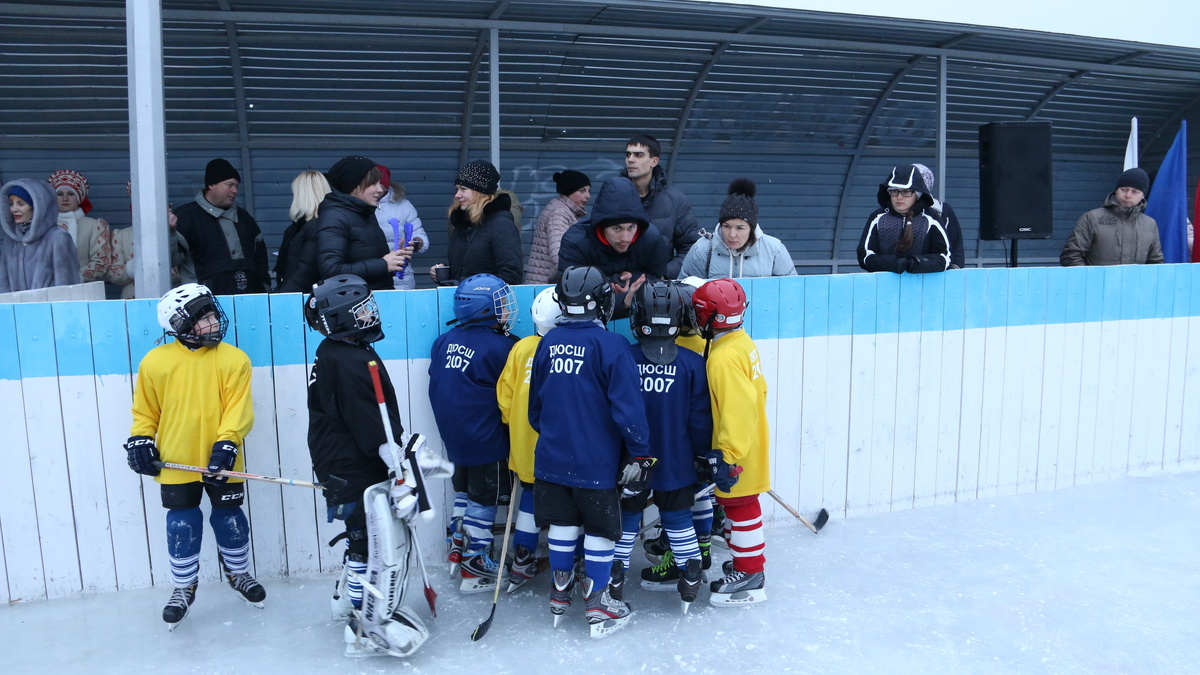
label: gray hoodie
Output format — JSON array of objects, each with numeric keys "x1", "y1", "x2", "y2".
[{"x1": 1, "y1": 179, "x2": 81, "y2": 293}]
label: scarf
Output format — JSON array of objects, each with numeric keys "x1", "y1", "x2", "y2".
[{"x1": 194, "y1": 191, "x2": 245, "y2": 260}]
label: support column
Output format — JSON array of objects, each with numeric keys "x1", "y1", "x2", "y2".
[
  {"x1": 937, "y1": 55, "x2": 947, "y2": 204},
  {"x1": 489, "y1": 28, "x2": 500, "y2": 170},
  {"x1": 126, "y1": 0, "x2": 169, "y2": 298}
]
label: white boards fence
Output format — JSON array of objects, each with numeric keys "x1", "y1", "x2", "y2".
[{"x1": 2, "y1": 265, "x2": 1199, "y2": 603}]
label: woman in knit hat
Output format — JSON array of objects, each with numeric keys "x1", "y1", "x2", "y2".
[
  {"x1": 1060, "y1": 167, "x2": 1163, "y2": 266},
  {"x1": 678, "y1": 178, "x2": 796, "y2": 279},
  {"x1": 314, "y1": 155, "x2": 410, "y2": 291},
  {"x1": 429, "y1": 159, "x2": 523, "y2": 286},
  {"x1": 857, "y1": 165, "x2": 951, "y2": 274},
  {"x1": 1, "y1": 179, "x2": 81, "y2": 292},
  {"x1": 525, "y1": 169, "x2": 590, "y2": 284},
  {"x1": 49, "y1": 169, "x2": 114, "y2": 283}
]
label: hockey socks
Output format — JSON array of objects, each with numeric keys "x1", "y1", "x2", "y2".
[
  {"x1": 166, "y1": 507, "x2": 203, "y2": 587},
  {"x1": 462, "y1": 500, "x2": 497, "y2": 554},
  {"x1": 210, "y1": 506, "x2": 252, "y2": 570},
  {"x1": 581, "y1": 534, "x2": 616, "y2": 593},
  {"x1": 719, "y1": 495, "x2": 765, "y2": 574},
  {"x1": 691, "y1": 493, "x2": 715, "y2": 543},
  {"x1": 513, "y1": 488, "x2": 540, "y2": 553},
  {"x1": 613, "y1": 511, "x2": 642, "y2": 567}
]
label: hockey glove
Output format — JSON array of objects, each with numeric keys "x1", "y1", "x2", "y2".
[
  {"x1": 704, "y1": 449, "x2": 742, "y2": 493},
  {"x1": 618, "y1": 456, "x2": 657, "y2": 497},
  {"x1": 125, "y1": 435, "x2": 160, "y2": 476},
  {"x1": 205, "y1": 440, "x2": 238, "y2": 485}
]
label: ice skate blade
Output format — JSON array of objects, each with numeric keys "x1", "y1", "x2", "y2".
[
  {"x1": 459, "y1": 576, "x2": 497, "y2": 595},
  {"x1": 680, "y1": 599, "x2": 694, "y2": 614},
  {"x1": 588, "y1": 615, "x2": 630, "y2": 639},
  {"x1": 448, "y1": 563, "x2": 461, "y2": 578},
  {"x1": 552, "y1": 612, "x2": 565, "y2": 627},
  {"x1": 166, "y1": 620, "x2": 185, "y2": 632},
  {"x1": 506, "y1": 578, "x2": 533, "y2": 594},
  {"x1": 639, "y1": 579, "x2": 679, "y2": 592},
  {"x1": 708, "y1": 588, "x2": 767, "y2": 606}
]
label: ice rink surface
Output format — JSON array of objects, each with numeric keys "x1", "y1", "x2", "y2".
[{"x1": 4, "y1": 470, "x2": 1198, "y2": 674}]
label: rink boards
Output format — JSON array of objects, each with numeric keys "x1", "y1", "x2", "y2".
[{"x1": 1, "y1": 265, "x2": 1199, "y2": 602}]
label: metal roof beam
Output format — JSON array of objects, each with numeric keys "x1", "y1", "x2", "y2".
[
  {"x1": 1024, "y1": 51, "x2": 1149, "y2": 121},
  {"x1": 460, "y1": 1, "x2": 510, "y2": 167},
  {"x1": 1142, "y1": 89, "x2": 1200, "y2": 159},
  {"x1": 217, "y1": 0, "x2": 253, "y2": 205},
  {"x1": 667, "y1": 16, "x2": 768, "y2": 183}
]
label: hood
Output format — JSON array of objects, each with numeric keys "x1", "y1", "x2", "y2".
[
  {"x1": 590, "y1": 176, "x2": 650, "y2": 234},
  {"x1": 1, "y1": 178, "x2": 59, "y2": 244},
  {"x1": 876, "y1": 165, "x2": 935, "y2": 213},
  {"x1": 1102, "y1": 191, "x2": 1146, "y2": 217}
]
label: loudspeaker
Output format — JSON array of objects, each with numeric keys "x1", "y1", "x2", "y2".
[{"x1": 978, "y1": 121, "x2": 1053, "y2": 240}]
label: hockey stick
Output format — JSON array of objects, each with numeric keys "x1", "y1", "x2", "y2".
[
  {"x1": 767, "y1": 490, "x2": 829, "y2": 533},
  {"x1": 409, "y1": 527, "x2": 438, "y2": 618},
  {"x1": 637, "y1": 483, "x2": 717, "y2": 540},
  {"x1": 470, "y1": 480, "x2": 520, "y2": 641},
  {"x1": 155, "y1": 462, "x2": 347, "y2": 491}
]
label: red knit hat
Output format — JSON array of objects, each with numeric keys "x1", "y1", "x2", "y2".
[{"x1": 49, "y1": 169, "x2": 93, "y2": 214}]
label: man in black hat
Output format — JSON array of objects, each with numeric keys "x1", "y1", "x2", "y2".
[
  {"x1": 174, "y1": 158, "x2": 271, "y2": 294},
  {"x1": 1061, "y1": 167, "x2": 1164, "y2": 266}
]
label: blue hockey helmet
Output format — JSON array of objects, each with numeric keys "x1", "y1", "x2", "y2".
[{"x1": 453, "y1": 273, "x2": 516, "y2": 331}]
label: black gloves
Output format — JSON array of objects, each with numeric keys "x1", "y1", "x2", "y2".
[
  {"x1": 703, "y1": 449, "x2": 742, "y2": 493},
  {"x1": 125, "y1": 436, "x2": 160, "y2": 476},
  {"x1": 618, "y1": 456, "x2": 657, "y2": 497},
  {"x1": 205, "y1": 441, "x2": 239, "y2": 485}
]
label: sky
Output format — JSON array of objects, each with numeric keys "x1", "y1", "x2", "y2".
[
  {"x1": 724, "y1": 0, "x2": 1200, "y2": 49},
  {"x1": 3, "y1": 470, "x2": 1199, "y2": 674}
]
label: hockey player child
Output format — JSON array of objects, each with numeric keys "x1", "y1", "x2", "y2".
[
  {"x1": 496, "y1": 286, "x2": 563, "y2": 592},
  {"x1": 124, "y1": 283, "x2": 265, "y2": 629},
  {"x1": 692, "y1": 277, "x2": 770, "y2": 606},
  {"x1": 613, "y1": 280, "x2": 713, "y2": 613},
  {"x1": 304, "y1": 274, "x2": 443, "y2": 658},
  {"x1": 429, "y1": 273, "x2": 519, "y2": 593},
  {"x1": 529, "y1": 265, "x2": 651, "y2": 638}
]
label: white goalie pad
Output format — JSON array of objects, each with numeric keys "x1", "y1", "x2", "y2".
[{"x1": 361, "y1": 479, "x2": 414, "y2": 626}]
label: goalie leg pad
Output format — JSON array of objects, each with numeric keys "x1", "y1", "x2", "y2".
[
  {"x1": 344, "y1": 605, "x2": 429, "y2": 658},
  {"x1": 360, "y1": 480, "x2": 414, "y2": 631}
]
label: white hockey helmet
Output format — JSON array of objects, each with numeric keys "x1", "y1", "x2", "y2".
[
  {"x1": 156, "y1": 283, "x2": 228, "y2": 347},
  {"x1": 530, "y1": 287, "x2": 562, "y2": 336}
]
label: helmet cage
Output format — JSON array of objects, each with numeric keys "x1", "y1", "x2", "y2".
[
  {"x1": 453, "y1": 274, "x2": 517, "y2": 332},
  {"x1": 158, "y1": 284, "x2": 228, "y2": 347},
  {"x1": 304, "y1": 275, "x2": 382, "y2": 342}
]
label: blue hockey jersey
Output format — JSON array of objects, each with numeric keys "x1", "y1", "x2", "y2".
[
  {"x1": 428, "y1": 324, "x2": 517, "y2": 466},
  {"x1": 530, "y1": 320, "x2": 650, "y2": 489},
  {"x1": 629, "y1": 345, "x2": 712, "y2": 492}
]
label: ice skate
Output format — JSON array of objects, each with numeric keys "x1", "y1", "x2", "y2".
[
  {"x1": 640, "y1": 550, "x2": 684, "y2": 591},
  {"x1": 506, "y1": 545, "x2": 538, "y2": 594},
  {"x1": 549, "y1": 568, "x2": 574, "y2": 627},
  {"x1": 459, "y1": 548, "x2": 500, "y2": 595},
  {"x1": 708, "y1": 566, "x2": 766, "y2": 606},
  {"x1": 584, "y1": 579, "x2": 631, "y2": 639},
  {"x1": 677, "y1": 558, "x2": 702, "y2": 613},
  {"x1": 344, "y1": 607, "x2": 429, "y2": 658},
  {"x1": 163, "y1": 583, "x2": 197, "y2": 630},
  {"x1": 608, "y1": 559, "x2": 626, "y2": 602},
  {"x1": 220, "y1": 554, "x2": 266, "y2": 607},
  {"x1": 642, "y1": 528, "x2": 669, "y2": 564},
  {"x1": 446, "y1": 529, "x2": 465, "y2": 578}
]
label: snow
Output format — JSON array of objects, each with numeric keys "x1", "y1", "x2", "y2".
[{"x1": 5, "y1": 471, "x2": 1200, "y2": 674}]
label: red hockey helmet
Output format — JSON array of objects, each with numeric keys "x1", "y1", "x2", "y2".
[{"x1": 692, "y1": 278, "x2": 747, "y2": 335}]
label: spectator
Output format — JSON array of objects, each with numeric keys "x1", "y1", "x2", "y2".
[
  {"x1": 49, "y1": 169, "x2": 113, "y2": 283},
  {"x1": 174, "y1": 158, "x2": 270, "y2": 294},
  {"x1": 429, "y1": 160, "x2": 523, "y2": 287},
  {"x1": 1060, "y1": 168, "x2": 1164, "y2": 266},
  {"x1": 678, "y1": 179, "x2": 795, "y2": 279},
  {"x1": 525, "y1": 169, "x2": 590, "y2": 284},
  {"x1": 857, "y1": 165, "x2": 951, "y2": 274},
  {"x1": 558, "y1": 176, "x2": 670, "y2": 318},
  {"x1": 912, "y1": 164, "x2": 965, "y2": 269},
  {"x1": 1, "y1": 179, "x2": 80, "y2": 292},
  {"x1": 275, "y1": 170, "x2": 331, "y2": 293},
  {"x1": 618, "y1": 134, "x2": 699, "y2": 278},
  {"x1": 374, "y1": 165, "x2": 429, "y2": 290},
  {"x1": 108, "y1": 179, "x2": 195, "y2": 299},
  {"x1": 315, "y1": 156, "x2": 408, "y2": 291}
]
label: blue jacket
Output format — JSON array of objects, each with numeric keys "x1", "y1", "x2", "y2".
[
  {"x1": 530, "y1": 321, "x2": 650, "y2": 489},
  {"x1": 630, "y1": 345, "x2": 712, "y2": 492},
  {"x1": 428, "y1": 324, "x2": 517, "y2": 466}
]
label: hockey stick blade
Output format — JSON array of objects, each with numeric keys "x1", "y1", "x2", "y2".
[
  {"x1": 471, "y1": 481, "x2": 520, "y2": 641},
  {"x1": 470, "y1": 605, "x2": 497, "y2": 641},
  {"x1": 812, "y1": 508, "x2": 830, "y2": 532}
]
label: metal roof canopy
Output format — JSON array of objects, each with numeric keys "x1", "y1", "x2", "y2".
[{"x1": 2, "y1": 0, "x2": 1198, "y2": 286}]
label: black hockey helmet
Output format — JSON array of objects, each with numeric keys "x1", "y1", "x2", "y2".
[
  {"x1": 304, "y1": 274, "x2": 383, "y2": 343},
  {"x1": 555, "y1": 265, "x2": 614, "y2": 324},
  {"x1": 630, "y1": 280, "x2": 683, "y2": 365}
]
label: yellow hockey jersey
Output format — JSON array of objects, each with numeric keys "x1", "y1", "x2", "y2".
[
  {"x1": 497, "y1": 334, "x2": 540, "y2": 483},
  {"x1": 706, "y1": 328, "x2": 770, "y2": 498},
  {"x1": 131, "y1": 339, "x2": 254, "y2": 484}
]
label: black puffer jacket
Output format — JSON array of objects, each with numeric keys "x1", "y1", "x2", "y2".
[
  {"x1": 315, "y1": 190, "x2": 391, "y2": 290},
  {"x1": 857, "y1": 165, "x2": 950, "y2": 274},
  {"x1": 276, "y1": 216, "x2": 320, "y2": 293},
  {"x1": 558, "y1": 176, "x2": 671, "y2": 317},
  {"x1": 447, "y1": 192, "x2": 524, "y2": 286},
  {"x1": 619, "y1": 164, "x2": 699, "y2": 278}
]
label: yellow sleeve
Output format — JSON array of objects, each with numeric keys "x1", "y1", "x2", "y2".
[
  {"x1": 130, "y1": 352, "x2": 162, "y2": 438},
  {"x1": 497, "y1": 345, "x2": 523, "y2": 426},
  {"x1": 709, "y1": 353, "x2": 759, "y2": 466},
  {"x1": 216, "y1": 347, "x2": 255, "y2": 447}
]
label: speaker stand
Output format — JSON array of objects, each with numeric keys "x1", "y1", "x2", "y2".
[{"x1": 1009, "y1": 239, "x2": 1020, "y2": 268}]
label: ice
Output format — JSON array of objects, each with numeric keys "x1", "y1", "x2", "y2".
[{"x1": 4, "y1": 471, "x2": 1199, "y2": 674}]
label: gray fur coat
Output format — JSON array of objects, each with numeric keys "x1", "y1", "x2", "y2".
[{"x1": 1, "y1": 178, "x2": 82, "y2": 292}]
